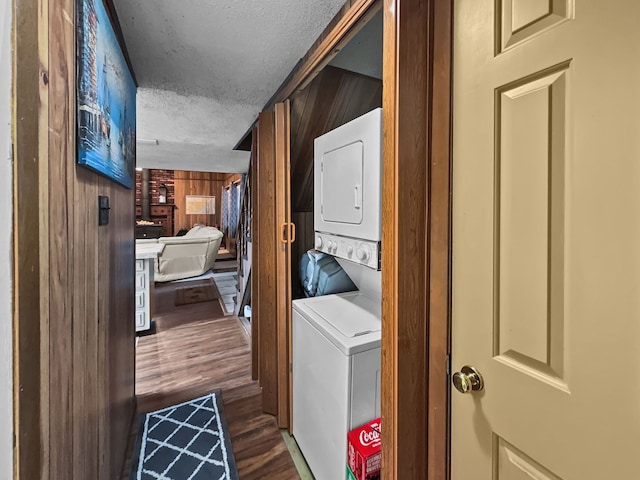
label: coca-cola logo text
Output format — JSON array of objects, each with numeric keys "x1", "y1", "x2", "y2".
[{"x1": 359, "y1": 428, "x2": 381, "y2": 447}]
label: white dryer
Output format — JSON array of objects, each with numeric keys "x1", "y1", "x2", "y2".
[
  {"x1": 314, "y1": 108, "x2": 382, "y2": 270},
  {"x1": 292, "y1": 291, "x2": 381, "y2": 480}
]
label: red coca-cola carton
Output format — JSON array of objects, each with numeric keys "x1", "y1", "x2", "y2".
[{"x1": 347, "y1": 418, "x2": 381, "y2": 480}]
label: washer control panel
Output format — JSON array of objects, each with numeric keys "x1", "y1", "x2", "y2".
[{"x1": 314, "y1": 232, "x2": 381, "y2": 270}]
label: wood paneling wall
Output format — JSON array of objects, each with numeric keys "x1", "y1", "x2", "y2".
[
  {"x1": 173, "y1": 170, "x2": 242, "y2": 232},
  {"x1": 14, "y1": 0, "x2": 136, "y2": 478},
  {"x1": 173, "y1": 170, "x2": 225, "y2": 230},
  {"x1": 290, "y1": 66, "x2": 382, "y2": 212}
]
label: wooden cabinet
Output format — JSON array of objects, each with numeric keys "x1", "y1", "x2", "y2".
[{"x1": 136, "y1": 204, "x2": 176, "y2": 236}]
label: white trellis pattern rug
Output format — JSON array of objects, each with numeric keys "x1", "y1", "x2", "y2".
[{"x1": 130, "y1": 391, "x2": 239, "y2": 480}]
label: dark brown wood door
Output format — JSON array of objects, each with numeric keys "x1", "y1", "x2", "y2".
[
  {"x1": 274, "y1": 101, "x2": 293, "y2": 429},
  {"x1": 253, "y1": 102, "x2": 293, "y2": 428},
  {"x1": 255, "y1": 110, "x2": 279, "y2": 417}
]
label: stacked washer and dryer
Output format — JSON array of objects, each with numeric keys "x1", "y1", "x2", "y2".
[{"x1": 292, "y1": 108, "x2": 383, "y2": 480}]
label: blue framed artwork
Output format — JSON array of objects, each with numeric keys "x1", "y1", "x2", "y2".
[{"x1": 77, "y1": 0, "x2": 136, "y2": 189}]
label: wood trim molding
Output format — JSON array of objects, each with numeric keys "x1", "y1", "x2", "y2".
[
  {"x1": 381, "y1": 0, "x2": 398, "y2": 474},
  {"x1": 382, "y1": 0, "x2": 430, "y2": 476},
  {"x1": 382, "y1": 0, "x2": 452, "y2": 478}
]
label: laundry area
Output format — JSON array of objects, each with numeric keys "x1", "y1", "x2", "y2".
[
  {"x1": 246, "y1": 8, "x2": 384, "y2": 479},
  {"x1": 292, "y1": 108, "x2": 383, "y2": 480}
]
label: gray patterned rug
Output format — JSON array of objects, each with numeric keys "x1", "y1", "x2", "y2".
[{"x1": 130, "y1": 391, "x2": 239, "y2": 480}]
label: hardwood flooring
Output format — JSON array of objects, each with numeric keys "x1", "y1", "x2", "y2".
[{"x1": 122, "y1": 279, "x2": 300, "y2": 479}]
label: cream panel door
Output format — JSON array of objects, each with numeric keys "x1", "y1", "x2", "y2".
[{"x1": 452, "y1": 1, "x2": 640, "y2": 479}]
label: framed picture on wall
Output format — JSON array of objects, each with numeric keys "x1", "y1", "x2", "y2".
[
  {"x1": 76, "y1": 0, "x2": 136, "y2": 189},
  {"x1": 185, "y1": 195, "x2": 216, "y2": 215}
]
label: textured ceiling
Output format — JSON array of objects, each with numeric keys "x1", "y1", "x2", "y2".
[{"x1": 113, "y1": 0, "x2": 347, "y2": 172}]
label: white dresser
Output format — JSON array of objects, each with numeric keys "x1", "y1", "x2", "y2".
[{"x1": 135, "y1": 242, "x2": 165, "y2": 332}]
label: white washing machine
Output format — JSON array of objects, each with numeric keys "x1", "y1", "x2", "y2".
[{"x1": 292, "y1": 290, "x2": 381, "y2": 480}]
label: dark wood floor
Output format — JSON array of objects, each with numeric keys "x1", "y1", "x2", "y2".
[{"x1": 121, "y1": 279, "x2": 299, "y2": 479}]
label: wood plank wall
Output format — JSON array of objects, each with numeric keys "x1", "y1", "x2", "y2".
[
  {"x1": 173, "y1": 170, "x2": 242, "y2": 231},
  {"x1": 173, "y1": 170, "x2": 225, "y2": 229},
  {"x1": 289, "y1": 66, "x2": 382, "y2": 212},
  {"x1": 14, "y1": 0, "x2": 136, "y2": 478}
]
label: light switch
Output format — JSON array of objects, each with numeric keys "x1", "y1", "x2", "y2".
[{"x1": 98, "y1": 195, "x2": 110, "y2": 226}]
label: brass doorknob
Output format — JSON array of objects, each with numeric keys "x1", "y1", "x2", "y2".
[{"x1": 452, "y1": 365, "x2": 484, "y2": 394}]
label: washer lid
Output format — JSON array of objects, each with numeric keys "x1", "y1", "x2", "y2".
[
  {"x1": 306, "y1": 293, "x2": 381, "y2": 338},
  {"x1": 293, "y1": 292, "x2": 381, "y2": 355}
]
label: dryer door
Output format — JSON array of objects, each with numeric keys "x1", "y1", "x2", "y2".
[
  {"x1": 314, "y1": 108, "x2": 382, "y2": 241},
  {"x1": 320, "y1": 141, "x2": 364, "y2": 225}
]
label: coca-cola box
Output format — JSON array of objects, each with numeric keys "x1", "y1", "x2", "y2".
[{"x1": 347, "y1": 418, "x2": 381, "y2": 480}]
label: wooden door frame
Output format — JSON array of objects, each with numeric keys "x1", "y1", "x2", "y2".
[
  {"x1": 252, "y1": 102, "x2": 293, "y2": 430},
  {"x1": 382, "y1": 0, "x2": 452, "y2": 477},
  {"x1": 274, "y1": 100, "x2": 292, "y2": 429},
  {"x1": 252, "y1": 0, "x2": 452, "y2": 477}
]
